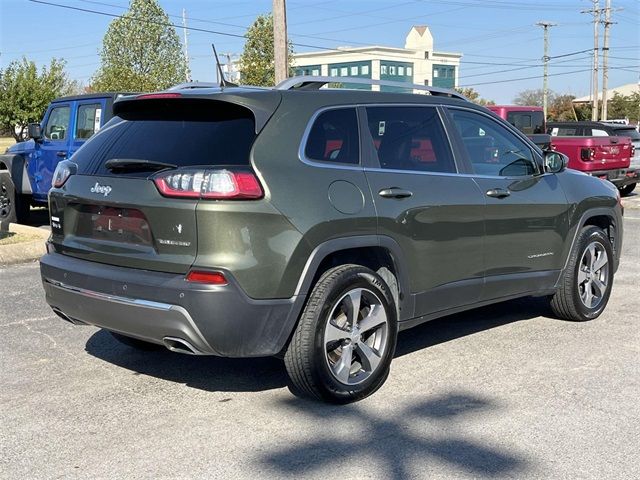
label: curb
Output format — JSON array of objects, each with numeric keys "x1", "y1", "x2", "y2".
[{"x1": 0, "y1": 223, "x2": 50, "y2": 266}]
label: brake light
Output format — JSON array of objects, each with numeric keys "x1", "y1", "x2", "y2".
[
  {"x1": 580, "y1": 148, "x2": 595, "y2": 161},
  {"x1": 153, "y1": 169, "x2": 263, "y2": 200},
  {"x1": 186, "y1": 270, "x2": 228, "y2": 285},
  {"x1": 136, "y1": 93, "x2": 182, "y2": 100},
  {"x1": 51, "y1": 160, "x2": 77, "y2": 188}
]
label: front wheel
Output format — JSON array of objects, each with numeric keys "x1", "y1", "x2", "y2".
[
  {"x1": 284, "y1": 265, "x2": 398, "y2": 403},
  {"x1": 0, "y1": 171, "x2": 17, "y2": 225},
  {"x1": 550, "y1": 226, "x2": 614, "y2": 321}
]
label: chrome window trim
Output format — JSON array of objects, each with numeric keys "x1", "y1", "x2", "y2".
[{"x1": 298, "y1": 102, "x2": 463, "y2": 174}]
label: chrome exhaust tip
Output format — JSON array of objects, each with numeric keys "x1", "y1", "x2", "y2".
[{"x1": 162, "y1": 336, "x2": 203, "y2": 355}]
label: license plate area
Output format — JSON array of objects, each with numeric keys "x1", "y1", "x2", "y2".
[{"x1": 74, "y1": 204, "x2": 153, "y2": 246}]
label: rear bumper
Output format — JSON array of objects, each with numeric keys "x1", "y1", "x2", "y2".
[
  {"x1": 40, "y1": 252, "x2": 304, "y2": 357},
  {"x1": 586, "y1": 168, "x2": 638, "y2": 188}
]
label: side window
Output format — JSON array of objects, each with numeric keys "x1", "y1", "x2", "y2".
[
  {"x1": 44, "y1": 106, "x2": 71, "y2": 140},
  {"x1": 365, "y1": 106, "x2": 456, "y2": 173},
  {"x1": 304, "y1": 108, "x2": 359, "y2": 165},
  {"x1": 592, "y1": 128, "x2": 608, "y2": 137},
  {"x1": 449, "y1": 109, "x2": 538, "y2": 177},
  {"x1": 75, "y1": 103, "x2": 102, "y2": 140}
]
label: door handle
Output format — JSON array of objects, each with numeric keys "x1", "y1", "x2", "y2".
[
  {"x1": 56, "y1": 151, "x2": 67, "y2": 158},
  {"x1": 379, "y1": 188, "x2": 413, "y2": 199},
  {"x1": 486, "y1": 188, "x2": 511, "y2": 198}
]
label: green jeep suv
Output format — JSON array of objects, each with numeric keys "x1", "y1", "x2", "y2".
[{"x1": 40, "y1": 77, "x2": 623, "y2": 403}]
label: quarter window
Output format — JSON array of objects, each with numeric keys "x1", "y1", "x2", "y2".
[
  {"x1": 366, "y1": 106, "x2": 456, "y2": 173},
  {"x1": 75, "y1": 103, "x2": 102, "y2": 140},
  {"x1": 449, "y1": 109, "x2": 538, "y2": 177},
  {"x1": 304, "y1": 108, "x2": 359, "y2": 165},
  {"x1": 44, "y1": 106, "x2": 71, "y2": 140}
]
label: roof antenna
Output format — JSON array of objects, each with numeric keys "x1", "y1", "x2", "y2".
[{"x1": 211, "y1": 43, "x2": 237, "y2": 88}]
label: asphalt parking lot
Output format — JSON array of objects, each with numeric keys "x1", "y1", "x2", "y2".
[{"x1": 2, "y1": 201, "x2": 639, "y2": 479}]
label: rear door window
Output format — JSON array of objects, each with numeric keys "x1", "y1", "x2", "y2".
[
  {"x1": 506, "y1": 111, "x2": 544, "y2": 134},
  {"x1": 75, "y1": 103, "x2": 103, "y2": 140},
  {"x1": 74, "y1": 100, "x2": 256, "y2": 176},
  {"x1": 304, "y1": 108, "x2": 360, "y2": 165},
  {"x1": 365, "y1": 106, "x2": 456, "y2": 173}
]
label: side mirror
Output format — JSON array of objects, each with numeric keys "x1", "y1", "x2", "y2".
[
  {"x1": 28, "y1": 123, "x2": 42, "y2": 141},
  {"x1": 543, "y1": 150, "x2": 567, "y2": 174}
]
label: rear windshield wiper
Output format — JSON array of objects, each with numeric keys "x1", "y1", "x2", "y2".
[{"x1": 105, "y1": 158, "x2": 178, "y2": 172}]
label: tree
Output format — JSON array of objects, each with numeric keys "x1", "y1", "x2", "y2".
[
  {"x1": 0, "y1": 57, "x2": 72, "y2": 142},
  {"x1": 548, "y1": 94, "x2": 578, "y2": 121},
  {"x1": 92, "y1": 0, "x2": 187, "y2": 92},
  {"x1": 513, "y1": 88, "x2": 547, "y2": 107},
  {"x1": 238, "y1": 14, "x2": 294, "y2": 86},
  {"x1": 455, "y1": 87, "x2": 495, "y2": 106},
  {"x1": 607, "y1": 92, "x2": 640, "y2": 123}
]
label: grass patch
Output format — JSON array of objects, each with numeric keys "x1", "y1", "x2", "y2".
[
  {"x1": 0, "y1": 231, "x2": 42, "y2": 246},
  {"x1": 0, "y1": 137, "x2": 16, "y2": 153}
]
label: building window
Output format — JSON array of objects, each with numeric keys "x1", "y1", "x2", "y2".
[
  {"x1": 424, "y1": 51, "x2": 430, "y2": 59},
  {"x1": 340, "y1": 67, "x2": 348, "y2": 76},
  {"x1": 389, "y1": 66, "x2": 396, "y2": 75},
  {"x1": 330, "y1": 68, "x2": 338, "y2": 76},
  {"x1": 398, "y1": 66, "x2": 404, "y2": 76},
  {"x1": 381, "y1": 65, "x2": 388, "y2": 74},
  {"x1": 350, "y1": 66, "x2": 358, "y2": 75},
  {"x1": 433, "y1": 70, "x2": 439, "y2": 78},
  {"x1": 312, "y1": 68, "x2": 320, "y2": 76},
  {"x1": 424, "y1": 79, "x2": 429, "y2": 86},
  {"x1": 407, "y1": 66, "x2": 413, "y2": 76},
  {"x1": 362, "y1": 65, "x2": 369, "y2": 75}
]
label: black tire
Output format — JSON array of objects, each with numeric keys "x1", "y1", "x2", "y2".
[
  {"x1": 0, "y1": 171, "x2": 17, "y2": 225},
  {"x1": 284, "y1": 264, "x2": 398, "y2": 404},
  {"x1": 110, "y1": 331, "x2": 164, "y2": 351},
  {"x1": 15, "y1": 194, "x2": 30, "y2": 223},
  {"x1": 550, "y1": 226, "x2": 614, "y2": 321},
  {"x1": 619, "y1": 183, "x2": 636, "y2": 197}
]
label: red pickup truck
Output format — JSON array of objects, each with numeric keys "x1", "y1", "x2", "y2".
[
  {"x1": 487, "y1": 105, "x2": 551, "y2": 149},
  {"x1": 549, "y1": 135, "x2": 633, "y2": 190}
]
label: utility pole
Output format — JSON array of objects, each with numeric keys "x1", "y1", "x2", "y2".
[
  {"x1": 536, "y1": 21, "x2": 556, "y2": 120},
  {"x1": 273, "y1": 0, "x2": 288, "y2": 84},
  {"x1": 582, "y1": 0, "x2": 601, "y2": 121},
  {"x1": 601, "y1": 0, "x2": 619, "y2": 120},
  {"x1": 182, "y1": 9, "x2": 191, "y2": 82}
]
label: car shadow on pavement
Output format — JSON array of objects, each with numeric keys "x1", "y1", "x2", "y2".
[
  {"x1": 85, "y1": 296, "x2": 551, "y2": 395},
  {"x1": 396, "y1": 296, "x2": 552, "y2": 358},
  {"x1": 258, "y1": 393, "x2": 530, "y2": 479},
  {"x1": 85, "y1": 329, "x2": 288, "y2": 393}
]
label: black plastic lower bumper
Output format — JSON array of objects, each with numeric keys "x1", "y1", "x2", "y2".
[
  {"x1": 587, "y1": 168, "x2": 639, "y2": 188},
  {"x1": 40, "y1": 252, "x2": 304, "y2": 357}
]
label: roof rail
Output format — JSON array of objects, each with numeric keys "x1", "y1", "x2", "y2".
[
  {"x1": 275, "y1": 75, "x2": 469, "y2": 101},
  {"x1": 168, "y1": 82, "x2": 222, "y2": 90}
]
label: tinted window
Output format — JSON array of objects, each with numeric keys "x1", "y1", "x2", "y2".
[
  {"x1": 365, "y1": 106, "x2": 455, "y2": 173},
  {"x1": 506, "y1": 111, "x2": 545, "y2": 134},
  {"x1": 549, "y1": 126, "x2": 580, "y2": 136},
  {"x1": 45, "y1": 106, "x2": 70, "y2": 140},
  {"x1": 75, "y1": 100, "x2": 256, "y2": 176},
  {"x1": 613, "y1": 127, "x2": 640, "y2": 140},
  {"x1": 450, "y1": 109, "x2": 538, "y2": 177},
  {"x1": 304, "y1": 108, "x2": 359, "y2": 164},
  {"x1": 75, "y1": 103, "x2": 102, "y2": 140}
]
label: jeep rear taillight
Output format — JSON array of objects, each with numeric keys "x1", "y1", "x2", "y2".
[
  {"x1": 153, "y1": 168, "x2": 263, "y2": 200},
  {"x1": 580, "y1": 148, "x2": 595, "y2": 161}
]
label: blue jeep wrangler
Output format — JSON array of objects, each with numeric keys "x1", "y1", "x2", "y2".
[{"x1": 0, "y1": 93, "x2": 127, "y2": 224}]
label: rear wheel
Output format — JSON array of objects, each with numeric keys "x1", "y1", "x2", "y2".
[
  {"x1": 0, "y1": 171, "x2": 17, "y2": 225},
  {"x1": 284, "y1": 265, "x2": 398, "y2": 403},
  {"x1": 550, "y1": 226, "x2": 614, "y2": 321},
  {"x1": 619, "y1": 183, "x2": 636, "y2": 197},
  {"x1": 110, "y1": 331, "x2": 164, "y2": 351}
]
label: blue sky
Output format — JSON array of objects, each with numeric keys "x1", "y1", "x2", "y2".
[{"x1": 1, "y1": 0, "x2": 638, "y2": 103}]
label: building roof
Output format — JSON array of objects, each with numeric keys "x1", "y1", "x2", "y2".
[{"x1": 573, "y1": 83, "x2": 640, "y2": 103}]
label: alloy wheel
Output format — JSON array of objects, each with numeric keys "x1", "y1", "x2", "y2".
[{"x1": 577, "y1": 241, "x2": 609, "y2": 309}]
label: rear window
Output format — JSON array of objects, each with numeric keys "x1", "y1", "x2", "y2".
[
  {"x1": 506, "y1": 111, "x2": 545, "y2": 134},
  {"x1": 75, "y1": 99, "x2": 256, "y2": 176},
  {"x1": 613, "y1": 127, "x2": 640, "y2": 140}
]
